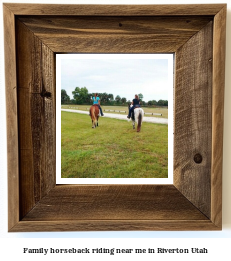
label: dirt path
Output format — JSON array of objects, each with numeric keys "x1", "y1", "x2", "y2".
[{"x1": 61, "y1": 109, "x2": 168, "y2": 125}]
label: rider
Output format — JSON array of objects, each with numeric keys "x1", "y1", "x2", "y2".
[
  {"x1": 127, "y1": 94, "x2": 140, "y2": 119},
  {"x1": 92, "y1": 93, "x2": 104, "y2": 116}
]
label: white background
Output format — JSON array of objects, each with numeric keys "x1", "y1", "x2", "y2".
[{"x1": 0, "y1": 0, "x2": 231, "y2": 260}]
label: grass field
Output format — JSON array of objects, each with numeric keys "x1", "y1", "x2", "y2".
[
  {"x1": 61, "y1": 104, "x2": 168, "y2": 118},
  {"x1": 61, "y1": 111, "x2": 168, "y2": 179}
]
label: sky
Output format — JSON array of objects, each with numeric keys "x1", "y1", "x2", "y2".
[{"x1": 58, "y1": 54, "x2": 173, "y2": 102}]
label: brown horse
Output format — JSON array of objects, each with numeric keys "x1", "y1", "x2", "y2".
[{"x1": 89, "y1": 105, "x2": 100, "y2": 128}]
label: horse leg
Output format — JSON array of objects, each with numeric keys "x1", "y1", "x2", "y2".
[
  {"x1": 131, "y1": 110, "x2": 135, "y2": 121},
  {"x1": 132, "y1": 109, "x2": 136, "y2": 129},
  {"x1": 92, "y1": 119, "x2": 95, "y2": 128}
]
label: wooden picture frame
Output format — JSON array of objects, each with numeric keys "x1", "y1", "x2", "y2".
[{"x1": 4, "y1": 3, "x2": 226, "y2": 232}]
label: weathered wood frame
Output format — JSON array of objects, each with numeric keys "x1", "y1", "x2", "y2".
[{"x1": 4, "y1": 4, "x2": 226, "y2": 232}]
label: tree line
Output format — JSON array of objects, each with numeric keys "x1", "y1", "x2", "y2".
[{"x1": 61, "y1": 87, "x2": 168, "y2": 107}]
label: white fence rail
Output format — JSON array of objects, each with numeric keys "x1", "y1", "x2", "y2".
[
  {"x1": 61, "y1": 106, "x2": 162, "y2": 116},
  {"x1": 104, "y1": 109, "x2": 126, "y2": 113}
]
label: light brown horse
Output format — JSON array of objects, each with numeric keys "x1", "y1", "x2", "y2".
[{"x1": 89, "y1": 105, "x2": 100, "y2": 128}]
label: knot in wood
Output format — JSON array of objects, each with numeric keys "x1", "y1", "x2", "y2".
[
  {"x1": 194, "y1": 153, "x2": 203, "y2": 164},
  {"x1": 40, "y1": 90, "x2": 52, "y2": 99}
]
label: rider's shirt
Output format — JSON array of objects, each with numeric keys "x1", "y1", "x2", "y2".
[
  {"x1": 133, "y1": 98, "x2": 140, "y2": 107},
  {"x1": 93, "y1": 96, "x2": 100, "y2": 104}
]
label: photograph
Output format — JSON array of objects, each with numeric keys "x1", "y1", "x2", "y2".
[{"x1": 58, "y1": 54, "x2": 173, "y2": 181}]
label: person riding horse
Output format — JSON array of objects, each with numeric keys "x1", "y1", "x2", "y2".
[
  {"x1": 92, "y1": 93, "x2": 104, "y2": 116},
  {"x1": 127, "y1": 94, "x2": 141, "y2": 119}
]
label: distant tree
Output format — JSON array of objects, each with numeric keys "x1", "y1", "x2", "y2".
[
  {"x1": 115, "y1": 95, "x2": 121, "y2": 104},
  {"x1": 121, "y1": 97, "x2": 127, "y2": 104},
  {"x1": 88, "y1": 92, "x2": 115, "y2": 105},
  {"x1": 157, "y1": 99, "x2": 168, "y2": 106},
  {"x1": 138, "y1": 93, "x2": 143, "y2": 101},
  {"x1": 100, "y1": 92, "x2": 109, "y2": 104},
  {"x1": 152, "y1": 100, "x2": 157, "y2": 106},
  {"x1": 61, "y1": 89, "x2": 70, "y2": 104},
  {"x1": 86, "y1": 93, "x2": 93, "y2": 104},
  {"x1": 108, "y1": 93, "x2": 114, "y2": 101},
  {"x1": 72, "y1": 87, "x2": 89, "y2": 104}
]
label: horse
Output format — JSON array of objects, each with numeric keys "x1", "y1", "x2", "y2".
[
  {"x1": 133, "y1": 107, "x2": 144, "y2": 132},
  {"x1": 89, "y1": 105, "x2": 100, "y2": 128},
  {"x1": 128, "y1": 103, "x2": 144, "y2": 132}
]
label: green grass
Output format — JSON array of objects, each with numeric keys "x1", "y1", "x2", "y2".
[
  {"x1": 61, "y1": 104, "x2": 168, "y2": 119},
  {"x1": 61, "y1": 111, "x2": 168, "y2": 178}
]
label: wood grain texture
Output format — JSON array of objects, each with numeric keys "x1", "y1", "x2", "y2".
[
  {"x1": 3, "y1": 4, "x2": 19, "y2": 231},
  {"x1": 16, "y1": 19, "x2": 56, "y2": 219},
  {"x1": 4, "y1": 3, "x2": 226, "y2": 231},
  {"x1": 174, "y1": 22, "x2": 213, "y2": 218},
  {"x1": 11, "y1": 220, "x2": 218, "y2": 232},
  {"x1": 22, "y1": 185, "x2": 207, "y2": 221},
  {"x1": 18, "y1": 16, "x2": 212, "y2": 34},
  {"x1": 211, "y1": 5, "x2": 226, "y2": 228},
  {"x1": 18, "y1": 16, "x2": 213, "y2": 53},
  {"x1": 3, "y1": 3, "x2": 226, "y2": 16},
  {"x1": 15, "y1": 185, "x2": 218, "y2": 231}
]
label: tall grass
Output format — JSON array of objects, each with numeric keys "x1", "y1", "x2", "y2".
[{"x1": 61, "y1": 111, "x2": 168, "y2": 178}]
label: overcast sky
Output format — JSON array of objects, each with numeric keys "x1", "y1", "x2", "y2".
[{"x1": 58, "y1": 54, "x2": 173, "y2": 102}]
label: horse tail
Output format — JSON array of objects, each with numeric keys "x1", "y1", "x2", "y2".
[
  {"x1": 137, "y1": 110, "x2": 142, "y2": 132},
  {"x1": 90, "y1": 106, "x2": 97, "y2": 128}
]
